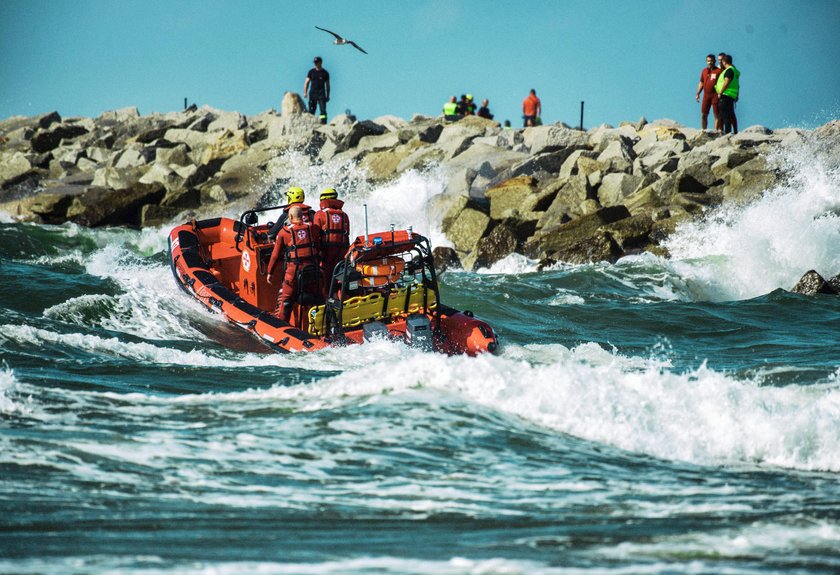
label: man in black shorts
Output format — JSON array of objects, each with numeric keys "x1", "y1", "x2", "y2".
[{"x1": 304, "y1": 56, "x2": 330, "y2": 124}]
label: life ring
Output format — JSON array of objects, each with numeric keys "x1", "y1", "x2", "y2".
[{"x1": 356, "y1": 256, "x2": 405, "y2": 280}]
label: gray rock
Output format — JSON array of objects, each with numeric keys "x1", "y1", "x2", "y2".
[
  {"x1": 433, "y1": 246, "x2": 461, "y2": 273},
  {"x1": 598, "y1": 173, "x2": 643, "y2": 207},
  {"x1": 281, "y1": 92, "x2": 306, "y2": 116},
  {"x1": 66, "y1": 182, "x2": 166, "y2": 227},
  {"x1": 472, "y1": 224, "x2": 519, "y2": 270},
  {"x1": 448, "y1": 206, "x2": 491, "y2": 255},
  {"x1": 527, "y1": 206, "x2": 631, "y2": 261},
  {"x1": 791, "y1": 270, "x2": 839, "y2": 296},
  {"x1": 523, "y1": 124, "x2": 589, "y2": 155}
]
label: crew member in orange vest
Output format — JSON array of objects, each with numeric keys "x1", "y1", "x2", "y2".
[
  {"x1": 313, "y1": 187, "x2": 351, "y2": 290},
  {"x1": 267, "y1": 205, "x2": 323, "y2": 321}
]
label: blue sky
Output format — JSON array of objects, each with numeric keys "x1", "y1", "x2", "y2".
[{"x1": 2, "y1": 0, "x2": 839, "y2": 130}]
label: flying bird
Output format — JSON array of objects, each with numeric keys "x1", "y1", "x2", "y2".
[{"x1": 315, "y1": 26, "x2": 368, "y2": 54}]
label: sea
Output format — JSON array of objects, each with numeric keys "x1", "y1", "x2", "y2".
[{"x1": 1, "y1": 136, "x2": 839, "y2": 574}]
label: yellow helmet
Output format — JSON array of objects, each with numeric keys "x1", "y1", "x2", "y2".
[
  {"x1": 286, "y1": 186, "x2": 305, "y2": 204},
  {"x1": 320, "y1": 187, "x2": 338, "y2": 200}
]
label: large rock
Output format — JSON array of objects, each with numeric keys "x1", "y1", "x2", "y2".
[
  {"x1": 791, "y1": 270, "x2": 840, "y2": 296},
  {"x1": 598, "y1": 172, "x2": 643, "y2": 207},
  {"x1": 447, "y1": 207, "x2": 491, "y2": 256},
  {"x1": 0, "y1": 151, "x2": 33, "y2": 188},
  {"x1": 527, "y1": 205, "x2": 631, "y2": 260},
  {"x1": 485, "y1": 176, "x2": 538, "y2": 220},
  {"x1": 281, "y1": 92, "x2": 306, "y2": 115},
  {"x1": 432, "y1": 246, "x2": 461, "y2": 273},
  {"x1": 523, "y1": 125, "x2": 589, "y2": 155},
  {"x1": 471, "y1": 223, "x2": 519, "y2": 270},
  {"x1": 66, "y1": 182, "x2": 166, "y2": 227},
  {"x1": 30, "y1": 123, "x2": 90, "y2": 153}
]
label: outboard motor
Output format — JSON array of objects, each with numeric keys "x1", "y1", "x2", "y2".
[{"x1": 405, "y1": 314, "x2": 433, "y2": 351}]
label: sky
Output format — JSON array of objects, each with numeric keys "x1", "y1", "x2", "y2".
[{"x1": 1, "y1": 0, "x2": 839, "y2": 130}]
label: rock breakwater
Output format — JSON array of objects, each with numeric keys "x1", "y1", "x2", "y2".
[{"x1": 2, "y1": 94, "x2": 838, "y2": 275}]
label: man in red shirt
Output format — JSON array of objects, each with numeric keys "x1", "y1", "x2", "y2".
[
  {"x1": 695, "y1": 54, "x2": 720, "y2": 130},
  {"x1": 267, "y1": 206, "x2": 323, "y2": 321},
  {"x1": 522, "y1": 89, "x2": 541, "y2": 127}
]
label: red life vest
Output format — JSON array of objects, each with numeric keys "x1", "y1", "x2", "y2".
[
  {"x1": 318, "y1": 207, "x2": 350, "y2": 248},
  {"x1": 283, "y1": 222, "x2": 319, "y2": 262}
]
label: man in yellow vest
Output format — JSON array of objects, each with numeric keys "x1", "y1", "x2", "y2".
[
  {"x1": 715, "y1": 53, "x2": 740, "y2": 135},
  {"x1": 443, "y1": 96, "x2": 459, "y2": 121}
]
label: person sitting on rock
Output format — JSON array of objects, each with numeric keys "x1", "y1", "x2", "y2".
[
  {"x1": 443, "y1": 96, "x2": 460, "y2": 121},
  {"x1": 477, "y1": 98, "x2": 494, "y2": 120}
]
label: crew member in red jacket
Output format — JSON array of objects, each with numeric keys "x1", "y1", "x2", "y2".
[
  {"x1": 313, "y1": 187, "x2": 351, "y2": 289},
  {"x1": 267, "y1": 205, "x2": 323, "y2": 321}
]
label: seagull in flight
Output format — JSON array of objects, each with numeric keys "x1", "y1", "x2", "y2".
[{"x1": 315, "y1": 26, "x2": 368, "y2": 54}]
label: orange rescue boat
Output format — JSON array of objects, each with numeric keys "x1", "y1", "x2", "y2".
[{"x1": 167, "y1": 207, "x2": 498, "y2": 355}]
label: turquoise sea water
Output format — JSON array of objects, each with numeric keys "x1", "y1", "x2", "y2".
[{"x1": 1, "y1": 141, "x2": 839, "y2": 574}]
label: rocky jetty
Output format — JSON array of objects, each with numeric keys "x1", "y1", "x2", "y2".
[{"x1": 2, "y1": 95, "x2": 837, "y2": 277}]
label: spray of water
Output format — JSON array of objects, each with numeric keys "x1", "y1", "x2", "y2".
[{"x1": 664, "y1": 135, "x2": 840, "y2": 300}]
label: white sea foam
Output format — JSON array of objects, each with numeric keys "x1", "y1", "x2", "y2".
[
  {"x1": 664, "y1": 142, "x2": 840, "y2": 301},
  {"x1": 0, "y1": 556, "x2": 564, "y2": 575},
  {"x1": 153, "y1": 342, "x2": 840, "y2": 473},
  {"x1": 601, "y1": 519, "x2": 840, "y2": 566},
  {"x1": 0, "y1": 366, "x2": 31, "y2": 416},
  {"x1": 256, "y1": 150, "x2": 449, "y2": 246},
  {"x1": 37, "y1": 339, "x2": 838, "y2": 474}
]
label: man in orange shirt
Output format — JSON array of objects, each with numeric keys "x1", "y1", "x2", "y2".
[{"x1": 522, "y1": 89, "x2": 541, "y2": 127}]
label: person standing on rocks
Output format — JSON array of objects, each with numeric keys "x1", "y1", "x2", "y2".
[
  {"x1": 522, "y1": 89, "x2": 541, "y2": 127},
  {"x1": 718, "y1": 52, "x2": 738, "y2": 133},
  {"x1": 695, "y1": 54, "x2": 721, "y2": 130},
  {"x1": 716, "y1": 53, "x2": 740, "y2": 135},
  {"x1": 304, "y1": 56, "x2": 330, "y2": 124}
]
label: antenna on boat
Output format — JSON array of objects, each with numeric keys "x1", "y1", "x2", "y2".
[{"x1": 364, "y1": 203, "x2": 369, "y2": 245}]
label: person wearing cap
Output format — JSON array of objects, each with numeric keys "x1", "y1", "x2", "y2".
[
  {"x1": 464, "y1": 94, "x2": 476, "y2": 115},
  {"x1": 268, "y1": 186, "x2": 316, "y2": 240},
  {"x1": 313, "y1": 188, "x2": 351, "y2": 291},
  {"x1": 304, "y1": 56, "x2": 330, "y2": 124}
]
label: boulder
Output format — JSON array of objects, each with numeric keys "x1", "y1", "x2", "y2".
[
  {"x1": 598, "y1": 172, "x2": 643, "y2": 207},
  {"x1": 281, "y1": 92, "x2": 306, "y2": 116},
  {"x1": 30, "y1": 123, "x2": 90, "y2": 153},
  {"x1": 523, "y1": 125, "x2": 589, "y2": 155},
  {"x1": 472, "y1": 223, "x2": 519, "y2": 270},
  {"x1": 485, "y1": 176, "x2": 538, "y2": 220},
  {"x1": 527, "y1": 205, "x2": 631, "y2": 260},
  {"x1": 447, "y1": 206, "x2": 491, "y2": 255},
  {"x1": 598, "y1": 213, "x2": 654, "y2": 251},
  {"x1": 791, "y1": 270, "x2": 839, "y2": 296},
  {"x1": 540, "y1": 230, "x2": 624, "y2": 265},
  {"x1": 66, "y1": 182, "x2": 166, "y2": 227},
  {"x1": 432, "y1": 246, "x2": 461, "y2": 273},
  {"x1": 536, "y1": 175, "x2": 594, "y2": 229},
  {"x1": 0, "y1": 152, "x2": 33, "y2": 188}
]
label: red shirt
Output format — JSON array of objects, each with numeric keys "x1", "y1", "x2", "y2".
[
  {"x1": 522, "y1": 93, "x2": 541, "y2": 116},
  {"x1": 700, "y1": 67, "x2": 721, "y2": 96}
]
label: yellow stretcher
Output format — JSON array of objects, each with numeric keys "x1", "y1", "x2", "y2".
[{"x1": 308, "y1": 283, "x2": 437, "y2": 336}]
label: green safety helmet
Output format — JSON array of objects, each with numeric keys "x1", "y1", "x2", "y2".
[
  {"x1": 320, "y1": 187, "x2": 338, "y2": 200},
  {"x1": 286, "y1": 186, "x2": 305, "y2": 203}
]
